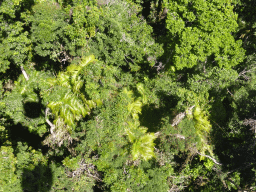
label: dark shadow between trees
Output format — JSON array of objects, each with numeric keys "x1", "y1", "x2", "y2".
[
  {"x1": 23, "y1": 88, "x2": 43, "y2": 119},
  {"x1": 210, "y1": 88, "x2": 256, "y2": 189},
  {"x1": 8, "y1": 122, "x2": 46, "y2": 152},
  {"x1": 139, "y1": 91, "x2": 179, "y2": 133},
  {"x1": 24, "y1": 101, "x2": 42, "y2": 118},
  {"x1": 139, "y1": 104, "x2": 166, "y2": 133},
  {"x1": 21, "y1": 163, "x2": 53, "y2": 192}
]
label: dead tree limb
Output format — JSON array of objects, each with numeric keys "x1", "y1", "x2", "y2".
[
  {"x1": 20, "y1": 66, "x2": 29, "y2": 81},
  {"x1": 171, "y1": 105, "x2": 195, "y2": 127},
  {"x1": 45, "y1": 107, "x2": 55, "y2": 135},
  {"x1": 197, "y1": 152, "x2": 222, "y2": 165}
]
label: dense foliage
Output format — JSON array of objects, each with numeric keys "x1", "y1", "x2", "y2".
[{"x1": 1, "y1": 0, "x2": 256, "y2": 191}]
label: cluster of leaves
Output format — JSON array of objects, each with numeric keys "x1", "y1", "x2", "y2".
[
  {"x1": 1, "y1": 0, "x2": 256, "y2": 191},
  {"x1": 162, "y1": 0, "x2": 245, "y2": 71},
  {"x1": 87, "y1": 0, "x2": 163, "y2": 72},
  {"x1": 0, "y1": 0, "x2": 32, "y2": 73}
]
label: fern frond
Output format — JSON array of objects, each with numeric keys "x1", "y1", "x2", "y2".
[
  {"x1": 136, "y1": 83, "x2": 144, "y2": 94},
  {"x1": 192, "y1": 106, "x2": 213, "y2": 157},
  {"x1": 19, "y1": 84, "x2": 29, "y2": 95},
  {"x1": 126, "y1": 129, "x2": 136, "y2": 143},
  {"x1": 70, "y1": 98, "x2": 85, "y2": 116},
  {"x1": 59, "y1": 104, "x2": 75, "y2": 126},
  {"x1": 67, "y1": 63, "x2": 81, "y2": 74},
  {"x1": 24, "y1": 92, "x2": 38, "y2": 102},
  {"x1": 47, "y1": 78, "x2": 57, "y2": 87},
  {"x1": 95, "y1": 99, "x2": 103, "y2": 107},
  {"x1": 68, "y1": 65, "x2": 81, "y2": 86},
  {"x1": 86, "y1": 100, "x2": 96, "y2": 109}
]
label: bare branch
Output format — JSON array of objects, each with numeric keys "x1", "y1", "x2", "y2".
[
  {"x1": 155, "y1": 106, "x2": 195, "y2": 138},
  {"x1": 84, "y1": 172, "x2": 103, "y2": 182},
  {"x1": 20, "y1": 66, "x2": 29, "y2": 81},
  {"x1": 154, "y1": 131, "x2": 161, "y2": 137},
  {"x1": 155, "y1": 132, "x2": 186, "y2": 139},
  {"x1": 243, "y1": 117, "x2": 256, "y2": 137},
  {"x1": 70, "y1": 160, "x2": 103, "y2": 182},
  {"x1": 197, "y1": 152, "x2": 222, "y2": 165},
  {"x1": 172, "y1": 134, "x2": 185, "y2": 139},
  {"x1": 227, "y1": 88, "x2": 234, "y2": 97},
  {"x1": 210, "y1": 118, "x2": 229, "y2": 137},
  {"x1": 45, "y1": 107, "x2": 55, "y2": 134},
  {"x1": 171, "y1": 105, "x2": 195, "y2": 127},
  {"x1": 172, "y1": 112, "x2": 186, "y2": 127},
  {"x1": 236, "y1": 66, "x2": 256, "y2": 81}
]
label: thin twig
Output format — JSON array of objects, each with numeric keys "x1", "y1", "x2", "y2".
[
  {"x1": 238, "y1": 66, "x2": 256, "y2": 76},
  {"x1": 236, "y1": 66, "x2": 256, "y2": 81},
  {"x1": 227, "y1": 88, "x2": 234, "y2": 97},
  {"x1": 85, "y1": 172, "x2": 103, "y2": 182},
  {"x1": 227, "y1": 162, "x2": 255, "y2": 175},
  {"x1": 172, "y1": 134, "x2": 186, "y2": 139},
  {"x1": 226, "y1": 177, "x2": 241, "y2": 190},
  {"x1": 210, "y1": 119, "x2": 229, "y2": 137}
]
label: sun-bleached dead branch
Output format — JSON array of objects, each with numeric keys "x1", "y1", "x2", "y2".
[
  {"x1": 171, "y1": 105, "x2": 195, "y2": 127},
  {"x1": 173, "y1": 134, "x2": 185, "y2": 139},
  {"x1": 243, "y1": 117, "x2": 256, "y2": 137},
  {"x1": 45, "y1": 107, "x2": 55, "y2": 134},
  {"x1": 20, "y1": 66, "x2": 29, "y2": 81},
  {"x1": 227, "y1": 88, "x2": 234, "y2": 97},
  {"x1": 68, "y1": 159, "x2": 102, "y2": 182},
  {"x1": 197, "y1": 152, "x2": 222, "y2": 165},
  {"x1": 154, "y1": 106, "x2": 195, "y2": 139},
  {"x1": 236, "y1": 66, "x2": 256, "y2": 81}
]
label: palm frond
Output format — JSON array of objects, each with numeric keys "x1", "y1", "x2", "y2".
[
  {"x1": 126, "y1": 122, "x2": 156, "y2": 161},
  {"x1": 122, "y1": 88, "x2": 133, "y2": 99},
  {"x1": 136, "y1": 83, "x2": 147, "y2": 103},
  {"x1": 131, "y1": 132, "x2": 156, "y2": 161},
  {"x1": 80, "y1": 55, "x2": 96, "y2": 68},
  {"x1": 48, "y1": 101, "x2": 63, "y2": 116},
  {"x1": 46, "y1": 55, "x2": 100, "y2": 137},
  {"x1": 128, "y1": 99, "x2": 142, "y2": 119},
  {"x1": 193, "y1": 106, "x2": 211, "y2": 133},
  {"x1": 72, "y1": 78, "x2": 83, "y2": 93},
  {"x1": 57, "y1": 72, "x2": 71, "y2": 88}
]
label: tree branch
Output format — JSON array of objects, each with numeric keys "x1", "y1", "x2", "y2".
[
  {"x1": 227, "y1": 88, "x2": 234, "y2": 97},
  {"x1": 171, "y1": 105, "x2": 195, "y2": 127},
  {"x1": 236, "y1": 66, "x2": 256, "y2": 81},
  {"x1": 197, "y1": 152, "x2": 222, "y2": 165},
  {"x1": 20, "y1": 66, "x2": 29, "y2": 81},
  {"x1": 45, "y1": 107, "x2": 55, "y2": 134},
  {"x1": 155, "y1": 106, "x2": 195, "y2": 138}
]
